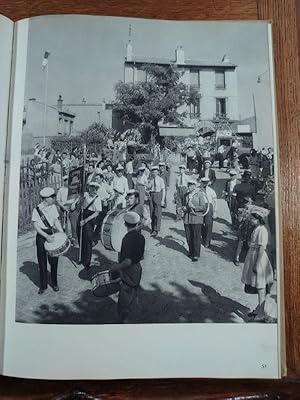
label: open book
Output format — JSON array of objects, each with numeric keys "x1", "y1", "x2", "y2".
[{"x1": 0, "y1": 14, "x2": 284, "y2": 380}]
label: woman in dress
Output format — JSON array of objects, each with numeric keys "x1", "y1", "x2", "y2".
[{"x1": 241, "y1": 212, "x2": 273, "y2": 322}]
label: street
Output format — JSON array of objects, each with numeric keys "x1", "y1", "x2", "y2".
[{"x1": 16, "y1": 157, "x2": 277, "y2": 324}]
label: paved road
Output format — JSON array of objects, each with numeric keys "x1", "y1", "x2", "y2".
[{"x1": 16, "y1": 158, "x2": 277, "y2": 324}]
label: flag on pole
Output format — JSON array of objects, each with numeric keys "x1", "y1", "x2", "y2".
[{"x1": 41, "y1": 51, "x2": 50, "y2": 70}]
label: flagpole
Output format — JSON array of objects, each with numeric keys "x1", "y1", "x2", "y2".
[
  {"x1": 79, "y1": 143, "x2": 86, "y2": 264},
  {"x1": 43, "y1": 61, "x2": 49, "y2": 147}
]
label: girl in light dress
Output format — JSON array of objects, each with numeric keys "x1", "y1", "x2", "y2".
[{"x1": 241, "y1": 212, "x2": 274, "y2": 322}]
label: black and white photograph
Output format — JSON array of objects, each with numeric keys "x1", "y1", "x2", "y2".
[{"x1": 16, "y1": 16, "x2": 278, "y2": 325}]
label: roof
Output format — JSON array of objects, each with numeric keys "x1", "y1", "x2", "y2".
[{"x1": 125, "y1": 56, "x2": 236, "y2": 68}]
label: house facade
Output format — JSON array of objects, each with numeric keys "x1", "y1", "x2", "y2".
[{"x1": 124, "y1": 43, "x2": 239, "y2": 134}]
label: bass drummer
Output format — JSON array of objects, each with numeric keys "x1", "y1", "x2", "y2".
[
  {"x1": 125, "y1": 189, "x2": 151, "y2": 229},
  {"x1": 32, "y1": 187, "x2": 64, "y2": 294}
]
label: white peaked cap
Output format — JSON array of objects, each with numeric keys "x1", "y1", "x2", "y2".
[
  {"x1": 40, "y1": 187, "x2": 55, "y2": 198},
  {"x1": 124, "y1": 211, "x2": 140, "y2": 225}
]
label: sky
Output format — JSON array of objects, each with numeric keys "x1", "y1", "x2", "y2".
[{"x1": 24, "y1": 15, "x2": 275, "y2": 144}]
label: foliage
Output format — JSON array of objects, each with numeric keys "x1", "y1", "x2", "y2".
[{"x1": 114, "y1": 64, "x2": 192, "y2": 143}]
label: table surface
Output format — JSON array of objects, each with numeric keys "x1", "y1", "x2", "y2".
[{"x1": 1, "y1": 0, "x2": 300, "y2": 398}]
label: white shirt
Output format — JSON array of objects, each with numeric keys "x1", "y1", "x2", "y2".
[
  {"x1": 176, "y1": 173, "x2": 189, "y2": 188},
  {"x1": 126, "y1": 161, "x2": 133, "y2": 174},
  {"x1": 32, "y1": 203, "x2": 59, "y2": 229},
  {"x1": 83, "y1": 193, "x2": 102, "y2": 212},
  {"x1": 96, "y1": 182, "x2": 114, "y2": 201},
  {"x1": 229, "y1": 179, "x2": 237, "y2": 193},
  {"x1": 149, "y1": 175, "x2": 165, "y2": 192},
  {"x1": 56, "y1": 187, "x2": 69, "y2": 206},
  {"x1": 136, "y1": 173, "x2": 148, "y2": 186},
  {"x1": 113, "y1": 175, "x2": 129, "y2": 195}
]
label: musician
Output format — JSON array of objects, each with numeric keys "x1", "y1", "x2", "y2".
[
  {"x1": 148, "y1": 165, "x2": 166, "y2": 237},
  {"x1": 32, "y1": 187, "x2": 64, "y2": 294},
  {"x1": 200, "y1": 177, "x2": 217, "y2": 248},
  {"x1": 110, "y1": 211, "x2": 145, "y2": 323},
  {"x1": 112, "y1": 165, "x2": 129, "y2": 209},
  {"x1": 223, "y1": 169, "x2": 238, "y2": 223},
  {"x1": 175, "y1": 164, "x2": 188, "y2": 221},
  {"x1": 93, "y1": 173, "x2": 115, "y2": 238},
  {"x1": 199, "y1": 160, "x2": 216, "y2": 187},
  {"x1": 76, "y1": 182, "x2": 102, "y2": 270},
  {"x1": 126, "y1": 189, "x2": 151, "y2": 228},
  {"x1": 182, "y1": 179, "x2": 208, "y2": 261}
]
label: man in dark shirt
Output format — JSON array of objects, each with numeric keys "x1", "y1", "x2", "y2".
[
  {"x1": 111, "y1": 211, "x2": 145, "y2": 323},
  {"x1": 233, "y1": 170, "x2": 256, "y2": 208}
]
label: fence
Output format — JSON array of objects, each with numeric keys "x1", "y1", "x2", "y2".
[{"x1": 19, "y1": 158, "x2": 62, "y2": 235}]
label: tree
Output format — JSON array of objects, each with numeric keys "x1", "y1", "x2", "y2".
[{"x1": 114, "y1": 64, "x2": 193, "y2": 143}]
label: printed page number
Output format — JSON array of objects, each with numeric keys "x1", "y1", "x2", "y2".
[{"x1": 261, "y1": 364, "x2": 267, "y2": 369}]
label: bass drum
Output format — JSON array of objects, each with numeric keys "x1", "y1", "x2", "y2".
[{"x1": 101, "y1": 209, "x2": 127, "y2": 252}]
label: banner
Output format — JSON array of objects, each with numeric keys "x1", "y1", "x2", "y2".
[{"x1": 68, "y1": 166, "x2": 84, "y2": 198}]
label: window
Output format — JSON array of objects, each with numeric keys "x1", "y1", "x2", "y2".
[
  {"x1": 215, "y1": 70, "x2": 225, "y2": 89},
  {"x1": 190, "y1": 96, "x2": 200, "y2": 118},
  {"x1": 136, "y1": 66, "x2": 147, "y2": 82},
  {"x1": 216, "y1": 98, "x2": 226, "y2": 117},
  {"x1": 190, "y1": 68, "x2": 200, "y2": 88}
]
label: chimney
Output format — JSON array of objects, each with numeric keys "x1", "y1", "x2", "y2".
[
  {"x1": 57, "y1": 95, "x2": 63, "y2": 110},
  {"x1": 175, "y1": 46, "x2": 185, "y2": 64},
  {"x1": 126, "y1": 41, "x2": 133, "y2": 61}
]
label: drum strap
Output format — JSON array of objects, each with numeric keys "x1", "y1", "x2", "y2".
[
  {"x1": 84, "y1": 196, "x2": 98, "y2": 211},
  {"x1": 36, "y1": 207, "x2": 53, "y2": 231}
]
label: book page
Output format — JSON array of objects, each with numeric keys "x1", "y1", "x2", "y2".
[
  {"x1": 2, "y1": 15, "x2": 282, "y2": 379},
  {"x1": 0, "y1": 14, "x2": 14, "y2": 375}
]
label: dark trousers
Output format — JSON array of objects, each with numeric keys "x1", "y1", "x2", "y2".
[
  {"x1": 94, "y1": 206, "x2": 108, "y2": 236},
  {"x1": 77, "y1": 210, "x2": 96, "y2": 268},
  {"x1": 197, "y1": 158, "x2": 203, "y2": 175},
  {"x1": 136, "y1": 184, "x2": 146, "y2": 206},
  {"x1": 149, "y1": 191, "x2": 162, "y2": 232},
  {"x1": 218, "y1": 153, "x2": 224, "y2": 169},
  {"x1": 36, "y1": 230, "x2": 58, "y2": 290},
  {"x1": 202, "y1": 204, "x2": 213, "y2": 246},
  {"x1": 127, "y1": 174, "x2": 134, "y2": 189},
  {"x1": 69, "y1": 209, "x2": 79, "y2": 239},
  {"x1": 184, "y1": 223, "x2": 202, "y2": 258}
]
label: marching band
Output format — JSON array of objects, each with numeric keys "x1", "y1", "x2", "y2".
[{"x1": 31, "y1": 142, "x2": 276, "y2": 323}]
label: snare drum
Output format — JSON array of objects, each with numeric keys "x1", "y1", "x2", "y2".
[
  {"x1": 44, "y1": 232, "x2": 71, "y2": 257},
  {"x1": 101, "y1": 209, "x2": 127, "y2": 252},
  {"x1": 91, "y1": 270, "x2": 121, "y2": 297}
]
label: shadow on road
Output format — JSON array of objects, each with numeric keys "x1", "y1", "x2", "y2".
[
  {"x1": 153, "y1": 235, "x2": 188, "y2": 257},
  {"x1": 20, "y1": 276, "x2": 252, "y2": 324},
  {"x1": 209, "y1": 230, "x2": 247, "y2": 264},
  {"x1": 188, "y1": 280, "x2": 249, "y2": 322},
  {"x1": 169, "y1": 227, "x2": 186, "y2": 239},
  {"x1": 19, "y1": 261, "x2": 41, "y2": 289}
]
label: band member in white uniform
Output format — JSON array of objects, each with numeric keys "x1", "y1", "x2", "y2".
[{"x1": 32, "y1": 187, "x2": 64, "y2": 294}]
